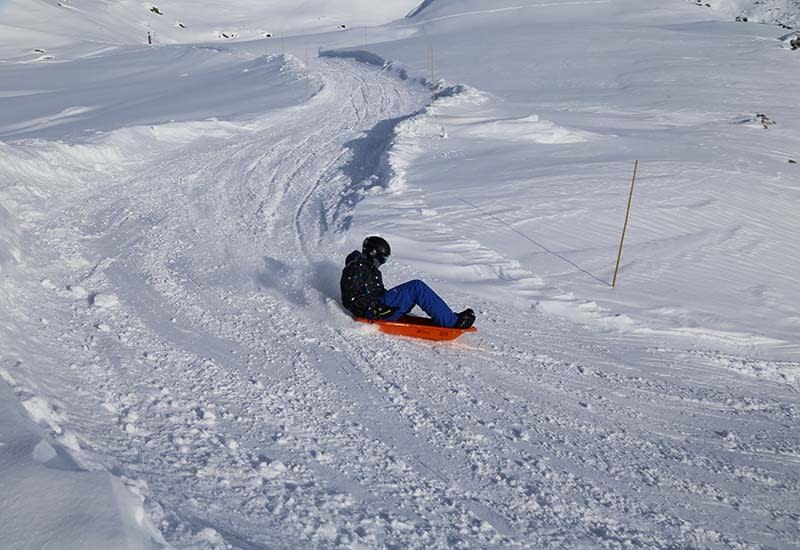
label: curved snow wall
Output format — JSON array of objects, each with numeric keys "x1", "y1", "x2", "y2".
[
  {"x1": 0, "y1": 136, "x2": 130, "y2": 273},
  {"x1": 0, "y1": 202, "x2": 20, "y2": 273},
  {"x1": 406, "y1": 0, "x2": 436, "y2": 18}
]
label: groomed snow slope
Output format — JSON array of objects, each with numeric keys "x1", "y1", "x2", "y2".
[
  {"x1": 0, "y1": 0, "x2": 422, "y2": 59},
  {"x1": 366, "y1": 0, "x2": 800, "y2": 346},
  {"x1": 1, "y1": 0, "x2": 799, "y2": 548}
]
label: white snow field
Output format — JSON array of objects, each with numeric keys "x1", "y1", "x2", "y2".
[{"x1": 1, "y1": 0, "x2": 799, "y2": 548}]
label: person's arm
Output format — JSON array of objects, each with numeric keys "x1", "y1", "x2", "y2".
[
  {"x1": 368, "y1": 302, "x2": 397, "y2": 319},
  {"x1": 350, "y1": 282, "x2": 395, "y2": 317},
  {"x1": 343, "y1": 262, "x2": 395, "y2": 317}
]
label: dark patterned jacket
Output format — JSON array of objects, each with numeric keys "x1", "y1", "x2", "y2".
[{"x1": 340, "y1": 250, "x2": 386, "y2": 317}]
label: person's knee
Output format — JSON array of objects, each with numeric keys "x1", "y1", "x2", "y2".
[
  {"x1": 409, "y1": 279, "x2": 426, "y2": 292},
  {"x1": 410, "y1": 279, "x2": 436, "y2": 300}
]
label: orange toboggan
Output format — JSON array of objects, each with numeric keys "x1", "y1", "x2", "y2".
[{"x1": 355, "y1": 315, "x2": 477, "y2": 341}]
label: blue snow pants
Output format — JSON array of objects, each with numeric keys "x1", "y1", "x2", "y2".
[{"x1": 381, "y1": 279, "x2": 458, "y2": 328}]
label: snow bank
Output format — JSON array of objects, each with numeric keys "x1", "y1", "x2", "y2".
[
  {"x1": 404, "y1": 0, "x2": 627, "y2": 24},
  {"x1": 0, "y1": 48, "x2": 316, "y2": 141},
  {"x1": 447, "y1": 114, "x2": 600, "y2": 145},
  {"x1": 406, "y1": 0, "x2": 437, "y2": 18},
  {"x1": 406, "y1": 0, "x2": 538, "y2": 20},
  {"x1": 0, "y1": 375, "x2": 165, "y2": 549},
  {"x1": 0, "y1": 202, "x2": 21, "y2": 273}
]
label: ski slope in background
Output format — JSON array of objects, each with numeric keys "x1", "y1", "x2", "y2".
[
  {"x1": 1, "y1": 0, "x2": 799, "y2": 548},
  {"x1": 0, "y1": 0, "x2": 421, "y2": 59}
]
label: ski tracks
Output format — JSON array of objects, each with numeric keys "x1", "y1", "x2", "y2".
[
  {"x1": 2, "y1": 55, "x2": 511, "y2": 547},
  {"x1": 2, "y1": 52, "x2": 799, "y2": 549}
]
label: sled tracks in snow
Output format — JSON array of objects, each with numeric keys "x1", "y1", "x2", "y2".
[{"x1": 2, "y1": 53, "x2": 799, "y2": 549}]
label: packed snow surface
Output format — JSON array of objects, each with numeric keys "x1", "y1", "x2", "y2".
[{"x1": 1, "y1": 0, "x2": 799, "y2": 548}]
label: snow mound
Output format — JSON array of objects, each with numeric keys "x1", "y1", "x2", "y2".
[
  {"x1": 406, "y1": 0, "x2": 534, "y2": 20},
  {"x1": 0, "y1": 375, "x2": 166, "y2": 549},
  {"x1": 454, "y1": 114, "x2": 599, "y2": 144}
]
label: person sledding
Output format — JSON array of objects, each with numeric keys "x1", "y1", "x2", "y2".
[{"x1": 340, "y1": 236, "x2": 476, "y2": 329}]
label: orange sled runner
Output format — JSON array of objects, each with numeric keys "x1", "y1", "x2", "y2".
[{"x1": 355, "y1": 315, "x2": 477, "y2": 342}]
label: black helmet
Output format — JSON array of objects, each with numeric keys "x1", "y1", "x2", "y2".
[{"x1": 362, "y1": 236, "x2": 391, "y2": 266}]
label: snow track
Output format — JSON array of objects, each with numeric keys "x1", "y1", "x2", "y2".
[{"x1": 2, "y1": 50, "x2": 799, "y2": 548}]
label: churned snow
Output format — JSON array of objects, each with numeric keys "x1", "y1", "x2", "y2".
[
  {"x1": 1, "y1": 0, "x2": 798, "y2": 548},
  {"x1": 710, "y1": 0, "x2": 800, "y2": 27}
]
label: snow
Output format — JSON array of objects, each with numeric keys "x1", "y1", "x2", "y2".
[
  {"x1": 0, "y1": 368, "x2": 166, "y2": 549},
  {"x1": 1, "y1": 0, "x2": 799, "y2": 548},
  {"x1": 709, "y1": 0, "x2": 800, "y2": 27},
  {"x1": 91, "y1": 292, "x2": 120, "y2": 309}
]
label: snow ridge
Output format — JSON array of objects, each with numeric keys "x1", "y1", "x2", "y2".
[
  {"x1": 0, "y1": 203, "x2": 20, "y2": 273},
  {"x1": 406, "y1": 0, "x2": 437, "y2": 18}
]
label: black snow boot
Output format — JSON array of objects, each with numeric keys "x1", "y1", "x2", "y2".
[{"x1": 455, "y1": 308, "x2": 475, "y2": 329}]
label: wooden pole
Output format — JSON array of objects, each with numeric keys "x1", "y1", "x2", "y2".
[{"x1": 612, "y1": 160, "x2": 639, "y2": 288}]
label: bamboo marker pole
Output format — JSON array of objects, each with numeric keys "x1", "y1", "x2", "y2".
[{"x1": 612, "y1": 160, "x2": 639, "y2": 288}]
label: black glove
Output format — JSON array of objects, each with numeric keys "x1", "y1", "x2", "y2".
[{"x1": 370, "y1": 303, "x2": 397, "y2": 319}]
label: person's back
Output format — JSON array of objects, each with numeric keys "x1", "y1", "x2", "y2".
[{"x1": 340, "y1": 249, "x2": 387, "y2": 318}]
